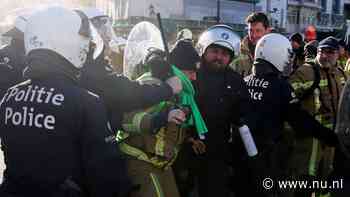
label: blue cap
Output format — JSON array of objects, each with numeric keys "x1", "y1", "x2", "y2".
[{"x1": 318, "y1": 36, "x2": 339, "y2": 50}]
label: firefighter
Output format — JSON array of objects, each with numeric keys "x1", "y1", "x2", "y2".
[
  {"x1": 337, "y1": 39, "x2": 349, "y2": 70},
  {"x1": 0, "y1": 6, "x2": 133, "y2": 197},
  {"x1": 312, "y1": 37, "x2": 346, "y2": 183},
  {"x1": 289, "y1": 32, "x2": 305, "y2": 71},
  {"x1": 118, "y1": 39, "x2": 203, "y2": 197},
  {"x1": 289, "y1": 38, "x2": 346, "y2": 190},
  {"x1": 232, "y1": 12, "x2": 270, "y2": 77},
  {"x1": 288, "y1": 39, "x2": 321, "y2": 197}
]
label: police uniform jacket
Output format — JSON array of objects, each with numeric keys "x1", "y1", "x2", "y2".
[{"x1": 0, "y1": 50, "x2": 131, "y2": 197}]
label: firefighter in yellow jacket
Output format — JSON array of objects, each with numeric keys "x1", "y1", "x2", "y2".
[
  {"x1": 232, "y1": 12, "x2": 270, "y2": 77},
  {"x1": 118, "y1": 40, "x2": 202, "y2": 197},
  {"x1": 289, "y1": 37, "x2": 346, "y2": 196},
  {"x1": 288, "y1": 40, "x2": 321, "y2": 197}
]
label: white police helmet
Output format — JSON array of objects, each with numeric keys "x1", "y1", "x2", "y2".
[
  {"x1": 79, "y1": 7, "x2": 121, "y2": 53},
  {"x1": 25, "y1": 6, "x2": 103, "y2": 69},
  {"x1": 196, "y1": 24, "x2": 240, "y2": 58},
  {"x1": 255, "y1": 33, "x2": 293, "y2": 76},
  {"x1": 78, "y1": 7, "x2": 107, "y2": 19},
  {"x1": 1, "y1": 7, "x2": 38, "y2": 39},
  {"x1": 177, "y1": 28, "x2": 193, "y2": 41}
]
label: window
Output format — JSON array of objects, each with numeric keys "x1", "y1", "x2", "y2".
[
  {"x1": 333, "y1": 0, "x2": 340, "y2": 14},
  {"x1": 321, "y1": 0, "x2": 327, "y2": 11}
]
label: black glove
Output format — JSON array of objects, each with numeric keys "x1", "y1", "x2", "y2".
[{"x1": 143, "y1": 47, "x2": 172, "y2": 81}]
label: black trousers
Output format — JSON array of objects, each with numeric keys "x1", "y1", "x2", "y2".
[{"x1": 173, "y1": 142, "x2": 231, "y2": 197}]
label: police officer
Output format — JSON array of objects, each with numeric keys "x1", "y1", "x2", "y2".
[
  {"x1": 186, "y1": 24, "x2": 251, "y2": 197},
  {"x1": 78, "y1": 7, "x2": 182, "y2": 131},
  {"x1": 0, "y1": 9, "x2": 35, "y2": 96},
  {"x1": 240, "y1": 33, "x2": 338, "y2": 197},
  {"x1": 0, "y1": 6, "x2": 132, "y2": 197}
]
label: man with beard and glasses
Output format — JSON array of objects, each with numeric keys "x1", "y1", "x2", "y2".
[
  {"x1": 312, "y1": 37, "x2": 347, "y2": 183},
  {"x1": 181, "y1": 24, "x2": 253, "y2": 197}
]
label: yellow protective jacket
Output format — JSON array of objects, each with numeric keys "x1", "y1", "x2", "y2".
[
  {"x1": 289, "y1": 60, "x2": 319, "y2": 116},
  {"x1": 344, "y1": 58, "x2": 350, "y2": 75},
  {"x1": 232, "y1": 36, "x2": 254, "y2": 77},
  {"x1": 290, "y1": 60, "x2": 346, "y2": 129},
  {"x1": 119, "y1": 74, "x2": 187, "y2": 170}
]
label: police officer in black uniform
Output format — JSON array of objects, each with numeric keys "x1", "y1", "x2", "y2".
[
  {"x1": 79, "y1": 8, "x2": 182, "y2": 131},
  {"x1": 237, "y1": 33, "x2": 338, "y2": 197},
  {"x1": 0, "y1": 6, "x2": 132, "y2": 197},
  {"x1": 0, "y1": 11, "x2": 31, "y2": 96}
]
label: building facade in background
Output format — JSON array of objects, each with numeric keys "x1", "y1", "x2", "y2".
[
  {"x1": 287, "y1": 0, "x2": 345, "y2": 33},
  {"x1": 93, "y1": 0, "x2": 347, "y2": 35}
]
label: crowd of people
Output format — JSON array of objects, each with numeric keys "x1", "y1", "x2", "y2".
[{"x1": 0, "y1": 5, "x2": 350, "y2": 197}]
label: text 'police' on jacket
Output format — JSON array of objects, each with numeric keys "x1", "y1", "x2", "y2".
[
  {"x1": 2, "y1": 85, "x2": 64, "y2": 130},
  {"x1": 246, "y1": 77, "x2": 270, "y2": 100}
]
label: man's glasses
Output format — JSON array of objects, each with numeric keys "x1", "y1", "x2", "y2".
[{"x1": 318, "y1": 48, "x2": 338, "y2": 55}]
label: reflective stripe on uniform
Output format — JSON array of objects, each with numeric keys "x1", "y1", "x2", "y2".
[
  {"x1": 308, "y1": 138, "x2": 319, "y2": 176},
  {"x1": 119, "y1": 142, "x2": 150, "y2": 162},
  {"x1": 150, "y1": 173, "x2": 165, "y2": 197},
  {"x1": 116, "y1": 130, "x2": 129, "y2": 142},
  {"x1": 291, "y1": 81, "x2": 314, "y2": 91},
  {"x1": 155, "y1": 128, "x2": 166, "y2": 156},
  {"x1": 315, "y1": 115, "x2": 333, "y2": 129},
  {"x1": 319, "y1": 79, "x2": 328, "y2": 87},
  {"x1": 133, "y1": 112, "x2": 147, "y2": 133},
  {"x1": 314, "y1": 89, "x2": 321, "y2": 111},
  {"x1": 119, "y1": 142, "x2": 175, "y2": 169},
  {"x1": 340, "y1": 77, "x2": 346, "y2": 86},
  {"x1": 122, "y1": 111, "x2": 147, "y2": 134}
]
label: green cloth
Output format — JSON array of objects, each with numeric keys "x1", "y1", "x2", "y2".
[
  {"x1": 171, "y1": 65, "x2": 208, "y2": 137},
  {"x1": 137, "y1": 67, "x2": 208, "y2": 138}
]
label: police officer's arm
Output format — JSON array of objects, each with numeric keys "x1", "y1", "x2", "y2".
[
  {"x1": 103, "y1": 74, "x2": 175, "y2": 111},
  {"x1": 79, "y1": 92, "x2": 132, "y2": 197},
  {"x1": 284, "y1": 83, "x2": 338, "y2": 146}
]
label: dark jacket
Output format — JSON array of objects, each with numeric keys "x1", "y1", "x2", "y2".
[
  {"x1": 80, "y1": 51, "x2": 173, "y2": 131},
  {"x1": 245, "y1": 59, "x2": 337, "y2": 151},
  {"x1": 0, "y1": 50, "x2": 131, "y2": 197},
  {"x1": 194, "y1": 64, "x2": 251, "y2": 157},
  {"x1": 0, "y1": 39, "x2": 26, "y2": 97}
]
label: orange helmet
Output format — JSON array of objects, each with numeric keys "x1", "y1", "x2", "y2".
[{"x1": 304, "y1": 25, "x2": 317, "y2": 42}]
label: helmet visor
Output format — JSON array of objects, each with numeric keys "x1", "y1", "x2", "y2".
[
  {"x1": 281, "y1": 48, "x2": 294, "y2": 76},
  {"x1": 91, "y1": 16, "x2": 117, "y2": 44}
]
